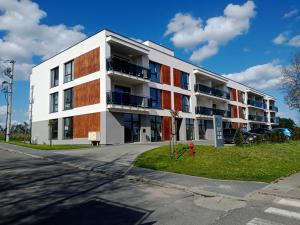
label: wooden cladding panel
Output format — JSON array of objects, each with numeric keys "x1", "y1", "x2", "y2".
[
  {"x1": 173, "y1": 68, "x2": 181, "y2": 87},
  {"x1": 74, "y1": 48, "x2": 100, "y2": 79},
  {"x1": 74, "y1": 79, "x2": 100, "y2": 108},
  {"x1": 231, "y1": 88, "x2": 237, "y2": 101},
  {"x1": 161, "y1": 65, "x2": 171, "y2": 85},
  {"x1": 238, "y1": 106, "x2": 244, "y2": 119},
  {"x1": 162, "y1": 90, "x2": 171, "y2": 110},
  {"x1": 174, "y1": 92, "x2": 182, "y2": 111},
  {"x1": 73, "y1": 112, "x2": 100, "y2": 138},
  {"x1": 162, "y1": 116, "x2": 171, "y2": 141},
  {"x1": 231, "y1": 105, "x2": 238, "y2": 118}
]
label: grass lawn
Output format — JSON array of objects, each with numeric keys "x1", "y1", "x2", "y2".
[
  {"x1": 134, "y1": 141, "x2": 300, "y2": 183},
  {"x1": 6, "y1": 141, "x2": 93, "y2": 150}
]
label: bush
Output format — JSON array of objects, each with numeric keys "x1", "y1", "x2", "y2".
[
  {"x1": 291, "y1": 128, "x2": 300, "y2": 140},
  {"x1": 255, "y1": 134, "x2": 264, "y2": 144},
  {"x1": 234, "y1": 128, "x2": 244, "y2": 146},
  {"x1": 270, "y1": 130, "x2": 285, "y2": 143}
]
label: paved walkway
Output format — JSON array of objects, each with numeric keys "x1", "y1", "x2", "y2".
[{"x1": 0, "y1": 142, "x2": 268, "y2": 199}]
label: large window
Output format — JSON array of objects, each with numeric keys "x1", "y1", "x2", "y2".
[
  {"x1": 198, "y1": 119, "x2": 207, "y2": 139},
  {"x1": 149, "y1": 61, "x2": 161, "y2": 83},
  {"x1": 181, "y1": 72, "x2": 189, "y2": 90},
  {"x1": 49, "y1": 119, "x2": 58, "y2": 140},
  {"x1": 50, "y1": 92, "x2": 58, "y2": 113},
  {"x1": 150, "y1": 88, "x2": 161, "y2": 109},
  {"x1": 182, "y1": 95, "x2": 190, "y2": 112},
  {"x1": 63, "y1": 117, "x2": 73, "y2": 139},
  {"x1": 150, "y1": 116, "x2": 162, "y2": 142},
  {"x1": 50, "y1": 67, "x2": 59, "y2": 88},
  {"x1": 64, "y1": 88, "x2": 73, "y2": 110},
  {"x1": 186, "y1": 118, "x2": 194, "y2": 140},
  {"x1": 64, "y1": 60, "x2": 74, "y2": 83}
]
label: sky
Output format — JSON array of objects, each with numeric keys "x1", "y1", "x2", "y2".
[{"x1": 0, "y1": 0, "x2": 299, "y2": 126}]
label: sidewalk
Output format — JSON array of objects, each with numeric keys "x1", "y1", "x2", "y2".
[{"x1": 0, "y1": 142, "x2": 268, "y2": 199}]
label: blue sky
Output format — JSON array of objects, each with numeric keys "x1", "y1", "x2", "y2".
[{"x1": 0, "y1": 0, "x2": 299, "y2": 125}]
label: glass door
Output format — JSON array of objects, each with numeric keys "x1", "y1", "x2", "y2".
[{"x1": 124, "y1": 113, "x2": 140, "y2": 143}]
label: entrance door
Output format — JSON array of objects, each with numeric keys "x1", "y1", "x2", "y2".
[
  {"x1": 175, "y1": 118, "x2": 182, "y2": 141},
  {"x1": 124, "y1": 113, "x2": 140, "y2": 143}
]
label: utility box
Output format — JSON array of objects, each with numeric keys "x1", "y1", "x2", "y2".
[{"x1": 88, "y1": 132, "x2": 100, "y2": 146}]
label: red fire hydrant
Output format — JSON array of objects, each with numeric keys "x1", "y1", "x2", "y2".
[{"x1": 189, "y1": 143, "x2": 195, "y2": 158}]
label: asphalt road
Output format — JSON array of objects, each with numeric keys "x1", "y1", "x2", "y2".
[{"x1": 1, "y1": 149, "x2": 300, "y2": 225}]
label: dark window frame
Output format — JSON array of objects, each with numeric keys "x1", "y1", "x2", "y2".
[
  {"x1": 181, "y1": 71, "x2": 189, "y2": 90},
  {"x1": 49, "y1": 119, "x2": 58, "y2": 140},
  {"x1": 186, "y1": 118, "x2": 194, "y2": 140},
  {"x1": 149, "y1": 61, "x2": 161, "y2": 83},
  {"x1": 150, "y1": 88, "x2": 162, "y2": 109},
  {"x1": 63, "y1": 117, "x2": 73, "y2": 139},
  {"x1": 50, "y1": 92, "x2": 58, "y2": 113},
  {"x1": 150, "y1": 115, "x2": 162, "y2": 142},
  {"x1": 50, "y1": 67, "x2": 59, "y2": 88},
  {"x1": 64, "y1": 60, "x2": 74, "y2": 83},
  {"x1": 64, "y1": 88, "x2": 73, "y2": 110},
  {"x1": 182, "y1": 95, "x2": 190, "y2": 112}
]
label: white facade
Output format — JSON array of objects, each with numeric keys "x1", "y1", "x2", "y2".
[{"x1": 30, "y1": 29, "x2": 279, "y2": 145}]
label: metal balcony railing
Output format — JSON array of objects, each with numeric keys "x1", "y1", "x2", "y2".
[
  {"x1": 269, "y1": 105, "x2": 278, "y2": 112},
  {"x1": 106, "y1": 57, "x2": 150, "y2": 79},
  {"x1": 270, "y1": 117, "x2": 280, "y2": 123},
  {"x1": 107, "y1": 91, "x2": 150, "y2": 108},
  {"x1": 248, "y1": 115, "x2": 268, "y2": 122},
  {"x1": 247, "y1": 99, "x2": 267, "y2": 109},
  {"x1": 194, "y1": 84, "x2": 230, "y2": 100},
  {"x1": 195, "y1": 106, "x2": 230, "y2": 117}
]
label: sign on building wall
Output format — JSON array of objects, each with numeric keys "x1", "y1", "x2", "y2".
[{"x1": 213, "y1": 115, "x2": 224, "y2": 147}]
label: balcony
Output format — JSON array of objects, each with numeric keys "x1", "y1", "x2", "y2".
[
  {"x1": 271, "y1": 117, "x2": 280, "y2": 124},
  {"x1": 194, "y1": 84, "x2": 230, "y2": 100},
  {"x1": 269, "y1": 105, "x2": 278, "y2": 112},
  {"x1": 107, "y1": 91, "x2": 150, "y2": 112},
  {"x1": 248, "y1": 115, "x2": 268, "y2": 122},
  {"x1": 195, "y1": 106, "x2": 230, "y2": 117},
  {"x1": 247, "y1": 99, "x2": 267, "y2": 109},
  {"x1": 106, "y1": 57, "x2": 150, "y2": 84}
]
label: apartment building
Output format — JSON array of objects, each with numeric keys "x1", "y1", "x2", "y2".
[{"x1": 30, "y1": 29, "x2": 279, "y2": 145}]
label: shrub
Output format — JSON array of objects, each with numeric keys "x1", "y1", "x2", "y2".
[
  {"x1": 234, "y1": 128, "x2": 244, "y2": 146},
  {"x1": 291, "y1": 128, "x2": 300, "y2": 140},
  {"x1": 271, "y1": 130, "x2": 285, "y2": 143},
  {"x1": 255, "y1": 134, "x2": 264, "y2": 144}
]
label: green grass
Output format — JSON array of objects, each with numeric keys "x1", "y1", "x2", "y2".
[
  {"x1": 7, "y1": 141, "x2": 93, "y2": 150},
  {"x1": 134, "y1": 141, "x2": 300, "y2": 183}
]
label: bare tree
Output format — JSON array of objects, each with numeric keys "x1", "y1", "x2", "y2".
[{"x1": 281, "y1": 52, "x2": 300, "y2": 114}]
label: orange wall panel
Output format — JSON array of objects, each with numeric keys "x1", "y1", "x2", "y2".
[
  {"x1": 162, "y1": 116, "x2": 171, "y2": 141},
  {"x1": 73, "y1": 112, "x2": 100, "y2": 138},
  {"x1": 238, "y1": 106, "x2": 244, "y2": 119},
  {"x1": 174, "y1": 92, "x2": 182, "y2": 111},
  {"x1": 161, "y1": 64, "x2": 171, "y2": 85},
  {"x1": 74, "y1": 79, "x2": 100, "y2": 108},
  {"x1": 74, "y1": 48, "x2": 100, "y2": 79},
  {"x1": 231, "y1": 105, "x2": 238, "y2": 118},
  {"x1": 173, "y1": 68, "x2": 181, "y2": 87},
  {"x1": 162, "y1": 90, "x2": 171, "y2": 109},
  {"x1": 231, "y1": 88, "x2": 237, "y2": 101}
]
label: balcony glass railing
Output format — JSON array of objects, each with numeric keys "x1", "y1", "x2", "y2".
[
  {"x1": 248, "y1": 115, "x2": 268, "y2": 122},
  {"x1": 195, "y1": 106, "x2": 230, "y2": 117},
  {"x1": 270, "y1": 117, "x2": 280, "y2": 123},
  {"x1": 194, "y1": 84, "x2": 230, "y2": 100},
  {"x1": 106, "y1": 57, "x2": 150, "y2": 79},
  {"x1": 107, "y1": 91, "x2": 150, "y2": 108},
  {"x1": 269, "y1": 105, "x2": 278, "y2": 112},
  {"x1": 247, "y1": 99, "x2": 267, "y2": 109}
]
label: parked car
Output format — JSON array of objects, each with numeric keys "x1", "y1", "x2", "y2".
[
  {"x1": 272, "y1": 128, "x2": 293, "y2": 138},
  {"x1": 223, "y1": 128, "x2": 259, "y2": 144}
]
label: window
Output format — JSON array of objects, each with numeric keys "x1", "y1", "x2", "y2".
[
  {"x1": 149, "y1": 61, "x2": 161, "y2": 83},
  {"x1": 150, "y1": 88, "x2": 161, "y2": 109},
  {"x1": 186, "y1": 118, "x2": 194, "y2": 140},
  {"x1": 63, "y1": 117, "x2": 73, "y2": 139},
  {"x1": 198, "y1": 119, "x2": 206, "y2": 139},
  {"x1": 64, "y1": 60, "x2": 74, "y2": 83},
  {"x1": 49, "y1": 119, "x2": 58, "y2": 140},
  {"x1": 150, "y1": 116, "x2": 162, "y2": 142},
  {"x1": 182, "y1": 95, "x2": 190, "y2": 112},
  {"x1": 181, "y1": 72, "x2": 189, "y2": 90},
  {"x1": 64, "y1": 88, "x2": 73, "y2": 110},
  {"x1": 50, "y1": 92, "x2": 58, "y2": 113},
  {"x1": 50, "y1": 67, "x2": 59, "y2": 87}
]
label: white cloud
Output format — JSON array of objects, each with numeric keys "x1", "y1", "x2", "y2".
[
  {"x1": 273, "y1": 33, "x2": 287, "y2": 45},
  {"x1": 223, "y1": 61, "x2": 282, "y2": 90},
  {"x1": 0, "y1": 0, "x2": 86, "y2": 80},
  {"x1": 243, "y1": 47, "x2": 251, "y2": 52},
  {"x1": 0, "y1": 105, "x2": 6, "y2": 116},
  {"x1": 165, "y1": 1, "x2": 256, "y2": 62},
  {"x1": 288, "y1": 35, "x2": 300, "y2": 47},
  {"x1": 283, "y1": 9, "x2": 298, "y2": 19}
]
